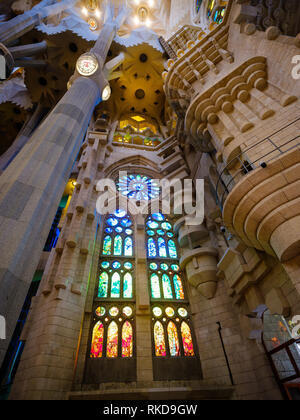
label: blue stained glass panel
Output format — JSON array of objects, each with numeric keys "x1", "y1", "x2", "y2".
[
  {"x1": 107, "y1": 218, "x2": 118, "y2": 227},
  {"x1": 158, "y1": 238, "x2": 167, "y2": 258},
  {"x1": 168, "y1": 240, "x2": 178, "y2": 259},
  {"x1": 124, "y1": 237, "x2": 133, "y2": 257},
  {"x1": 105, "y1": 228, "x2": 113, "y2": 234},
  {"x1": 157, "y1": 230, "x2": 165, "y2": 236},
  {"x1": 152, "y1": 213, "x2": 165, "y2": 221},
  {"x1": 147, "y1": 230, "x2": 155, "y2": 236},
  {"x1": 150, "y1": 262, "x2": 158, "y2": 270},
  {"x1": 112, "y1": 261, "x2": 121, "y2": 269},
  {"x1": 147, "y1": 221, "x2": 159, "y2": 229},
  {"x1": 148, "y1": 238, "x2": 157, "y2": 258},
  {"x1": 114, "y1": 209, "x2": 126, "y2": 218},
  {"x1": 121, "y1": 218, "x2": 132, "y2": 228},
  {"x1": 161, "y1": 222, "x2": 172, "y2": 231},
  {"x1": 115, "y1": 227, "x2": 123, "y2": 233}
]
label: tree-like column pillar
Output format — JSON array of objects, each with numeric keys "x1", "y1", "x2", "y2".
[{"x1": 0, "y1": 4, "x2": 129, "y2": 367}]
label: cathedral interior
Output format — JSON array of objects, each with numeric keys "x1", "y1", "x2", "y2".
[{"x1": 0, "y1": 0, "x2": 300, "y2": 401}]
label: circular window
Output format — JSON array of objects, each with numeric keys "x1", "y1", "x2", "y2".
[
  {"x1": 109, "y1": 307, "x2": 119, "y2": 317},
  {"x1": 95, "y1": 307, "x2": 106, "y2": 317},
  {"x1": 166, "y1": 307, "x2": 175, "y2": 317},
  {"x1": 153, "y1": 307, "x2": 163, "y2": 317},
  {"x1": 123, "y1": 306, "x2": 133, "y2": 317},
  {"x1": 178, "y1": 308, "x2": 188, "y2": 318}
]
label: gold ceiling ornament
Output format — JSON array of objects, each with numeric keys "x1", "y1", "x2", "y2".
[{"x1": 137, "y1": 6, "x2": 148, "y2": 22}]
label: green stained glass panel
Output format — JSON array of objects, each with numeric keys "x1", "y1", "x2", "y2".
[
  {"x1": 111, "y1": 272, "x2": 121, "y2": 298},
  {"x1": 102, "y1": 236, "x2": 112, "y2": 255},
  {"x1": 168, "y1": 240, "x2": 178, "y2": 259},
  {"x1": 162, "y1": 274, "x2": 173, "y2": 299},
  {"x1": 123, "y1": 272, "x2": 133, "y2": 298},
  {"x1": 98, "y1": 272, "x2": 109, "y2": 298},
  {"x1": 151, "y1": 273, "x2": 161, "y2": 299},
  {"x1": 160, "y1": 263, "x2": 168, "y2": 271},
  {"x1": 101, "y1": 262, "x2": 110, "y2": 269},
  {"x1": 150, "y1": 262, "x2": 158, "y2": 270},
  {"x1": 114, "y1": 235, "x2": 122, "y2": 256}
]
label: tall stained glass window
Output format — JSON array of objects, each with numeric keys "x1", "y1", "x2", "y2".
[
  {"x1": 98, "y1": 211, "x2": 134, "y2": 299},
  {"x1": 90, "y1": 210, "x2": 135, "y2": 360},
  {"x1": 146, "y1": 214, "x2": 185, "y2": 301},
  {"x1": 147, "y1": 213, "x2": 196, "y2": 361}
]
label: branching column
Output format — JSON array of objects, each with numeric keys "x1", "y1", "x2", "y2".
[{"x1": 0, "y1": 6, "x2": 128, "y2": 367}]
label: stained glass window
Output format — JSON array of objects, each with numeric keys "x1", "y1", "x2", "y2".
[
  {"x1": 181, "y1": 322, "x2": 195, "y2": 357},
  {"x1": 168, "y1": 240, "x2": 177, "y2": 259},
  {"x1": 90, "y1": 209, "x2": 135, "y2": 362},
  {"x1": 124, "y1": 237, "x2": 133, "y2": 256},
  {"x1": 98, "y1": 272, "x2": 109, "y2": 298},
  {"x1": 173, "y1": 274, "x2": 185, "y2": 300},
  {"x1": 154, "y1": 321, "x2": 166, "y2": 357},
  {"x1": 162, "y1": 274, "x2": 173, "y2": 299},
  {"x1": 148, "y1": 238, "x2": 157, "y2": 258},
  {"x1": 114, "y1": 235, "x2": 122, "y2": 256},
  {"x1": 147, "y1": 214, "x2": 185, "y2": 301},
  {"x1": 107, "y1": 321, "x2": 118, "y2": 358},
  {"x1": 103, "y1": 236, "x2": 112, "y2": 255},
  {"x1": 122, "y1": 321, "x2": 133, "y2": 358},
  {"x1": 90, "y1": 322, "x2": 104, "y2": 358},
  {"x1": 117, "y1": 174, "x2": 160, "y2": 201},
  {"x1": 123, "y1": 273, "x2": 133, "y2": 299},
  {"x1": 98, "y1": 211, "x2": 135, "y2": 300},
  {"x1": 151, "y1": 273, "x2": 161, "y2": 299},
  {"x1": 152, "y1": 306, "x2": 195, "y2": 358},
  {"x1": 158, "y1": 238, "x2": 167, "y2": 258},
  {"x1": 111, "y1": 273, "x2": 121, "y2": 298},
  {"x1": 168, "y1": 322, "x2": 180, "y2": 357},
  {"x1": 90, "y1": 305, "x2": 134, "y2": 359}
]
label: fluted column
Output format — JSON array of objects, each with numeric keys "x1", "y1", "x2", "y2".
[{"x1": 0, "y1": 6, "x2": 129, "y2": 367}]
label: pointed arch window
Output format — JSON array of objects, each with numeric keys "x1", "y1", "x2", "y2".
[
  {"x1": 97, "y1": 211, "x2": 135, "y2": 300},
  {"x1": 90, "y1": 305, "x2": 135, "y2": 359},
  {"x1": 89, "y1": 210, "x2": 136, "y2": 365},
  {"x1": 152, "y1": 306, "x2": 196, "y2": 359}
]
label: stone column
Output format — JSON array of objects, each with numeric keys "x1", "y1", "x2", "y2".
[
  {"x1": 135, "y1": 215, "x2": 154, "y2": 383},
  {"x1": 0, "y1": 103, "x2": 48, "y2": 174},
  {"x1": 0, "y1": 6, "x2": 129, "y2": 367},
  {"x1": 0, "y1": 0, "x2": 75, "y2": 45}
]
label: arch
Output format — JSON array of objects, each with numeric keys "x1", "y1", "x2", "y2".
[
  {"x1": 151, "y1": 273, "x2": 161, "y2": 299},
  {"x1": 123, "y1": 272, "x2": 133, "y2": 298},
  {"x1": 162, "y1": 274, "x2": 173, "y2": 299},
  {"x1": 111, "y1": 272, "x2": 121, "y2": 298}
]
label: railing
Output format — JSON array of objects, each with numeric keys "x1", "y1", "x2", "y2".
[{"x1": 215, "y1": 118, "x2": 300, "y2": 211}]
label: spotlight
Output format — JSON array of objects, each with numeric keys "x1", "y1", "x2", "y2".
[
  {"x1": 95, "y1": 9, "x2": 101, "y2": 19},
  {"x1": 220, "y1": 226, "x2": 226, "y2": 233},
  {"x1": 82, "y1": 7, "x2": 88, "y2": 16}
]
